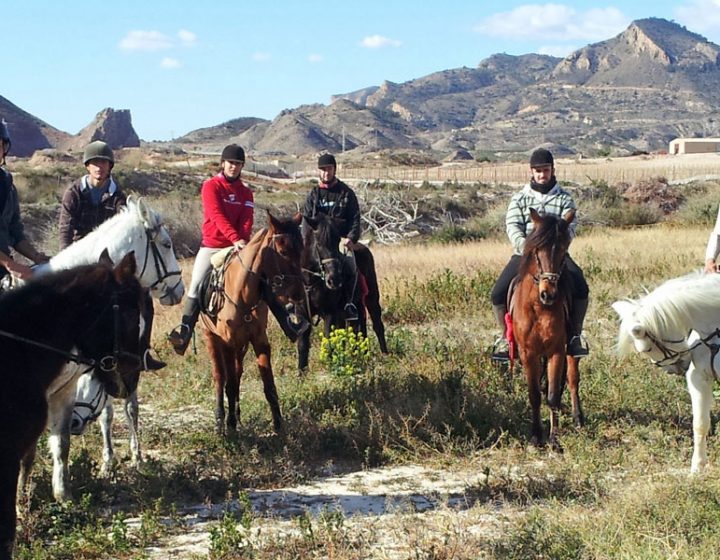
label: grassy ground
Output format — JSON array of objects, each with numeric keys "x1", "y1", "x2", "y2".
[{"x1": 13, "y1": 217, "x2": 720, "y2": 559}]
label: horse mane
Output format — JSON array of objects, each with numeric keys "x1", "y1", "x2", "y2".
[
  {"x1": 618, "y1": 271, "x2": 720, "y2": 352},
  {"x1": 518, "y1": 213, "x2": 569, "y2": 277},
  {"x1": 301, "y1": 214, "x2": 338, "y2": 268}
]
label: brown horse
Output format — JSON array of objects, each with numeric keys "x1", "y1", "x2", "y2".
[
  {"x1": 0, "y1": 252, "x2": 143, "y2": 560},
  {"x1": 511, "y1": 208, "x2": 584, "y2": 451},
  {"x1": 201, "y1": 213, "x2": 305, "y2": 435}
]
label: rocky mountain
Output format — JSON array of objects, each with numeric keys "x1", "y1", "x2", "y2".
[
  {"x1": 60, "y1": 108, "x2": 141, "y2": 153},
  {"x1": 3, "y1": 18, "x2": 720, "y2": 159}
]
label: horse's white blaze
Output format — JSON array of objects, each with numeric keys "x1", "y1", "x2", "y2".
[{"x1": 613, "y1": 271, "x2": 720, "y2": 473}]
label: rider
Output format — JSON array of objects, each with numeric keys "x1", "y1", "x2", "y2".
[
  {"x1": 0, "y1": 119, "x2": 50, "y2": 281},
  {"x1": 58, "y1": 140, "x2": 165, "y2": 371},
  {"x1": 490, "y1": 148, "x2": 589, "y2": 360},
  {"x1": 168, "y1": 144, "x2": 307, "y2": 355},
  {"x1": 303, "y1": 153, "x2": 362, "y2": 321}
]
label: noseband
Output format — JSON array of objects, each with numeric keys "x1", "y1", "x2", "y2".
[
  {"x1": 71, "y1": 379, "x2": 109, "y2": 434},
  {"x1": 140, "y1": 224, "x2": 183, "y2": 298},
  {"x1": 532, "y1": 250, "x2": 566, "y2": 286}
]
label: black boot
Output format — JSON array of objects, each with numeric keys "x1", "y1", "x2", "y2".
[
  {"x1": 139, "y1": 292, "x2": 166, "y2": 370},
  {"x1": 262, "y1": 283, "x2": 309, "y2": 342},
  {"x1": 168, "y1": 297, "x2": 200, "y2": 355},
  {"x1": 491, "y1": 304, "x2": 509, "y2": 361},
  {"x1": 568, "y1": 297, "x2": 590, "y2": 358}
]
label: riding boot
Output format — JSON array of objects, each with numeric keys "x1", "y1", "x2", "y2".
[
  {"x1": 261, "y1": 282, "x2": 309, "y2": 343},
  {"x1": 491, "y1": 304, "x2": 510, "y2": 361},
  {"x1": 568, "y1": 297, "x2": 590, "y2": 358},
  {"x1": 139, "y1": 292, "x2": 166, "y2": 370},
  {"x1": 168, "y1": 297, "x2": 200, "y2": 355}
]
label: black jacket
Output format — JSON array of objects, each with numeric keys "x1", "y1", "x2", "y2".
[{"x1": 303, "y1": 179, "x2": 361, "y2": 243}]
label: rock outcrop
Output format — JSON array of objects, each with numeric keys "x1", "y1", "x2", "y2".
[{"x1": 62, "y1": 108, "x2": 140, "y2": 152}]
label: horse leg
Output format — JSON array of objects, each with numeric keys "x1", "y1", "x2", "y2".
[
  {"x1": 0, "y1": 459, "x2": 20, "y2": 560},
  {"x1": 297, "y1": 319, "x2": 312, "y2": 373},
  {"x1": 687, "y1": 363, "x2": 714, "y2": 473},
  {"x1": 47, "y1": 395, "x2": 74, "y2": 502},
  {"x1": 566, "y1": 355, "x2": 584, "y2": 428},
  {"x1": 124, "y1": 391, "x2": 142, "y2": 468},
  {"x1": 207, "y1": 334, "x2": 229, "y2": 435},
  {"x1": 546, "y1": 353, "x2": 566, "y2": 453},
  {"x1": 366, "y1": 297, "x2": 388, "y2": 354},
  {"x1": 225, "y1": 350, "x2": 242, "y2": 435},
  {"x1": 99, "y1": 400, "x2": 116, "y2": 476},
  {"x1": 523, "y1": 357, "x2": 545, "y2": 446},
  {"x1": 17, "y1": 443, "x2": 36, "y2": 516},
  {"x1": 253, "y1": 339, "x2": 283, "y2": 434}
]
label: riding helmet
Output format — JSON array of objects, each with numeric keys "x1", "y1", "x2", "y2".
[
  {"x1": 529, "y1": 148, "x2": 554, "y2": 167},
  {"x1": 83, "y1": 140, "x2": 115, "y2": 166},
  {"x1": 0, "y1": 119, "x2": 11, "y2": 156},
  {"x1": 221, "y1": 144, "x2": 245, "y2": 162},
  {"x1": 318, "y1": 153, "x2": 337, "y2": 168}
]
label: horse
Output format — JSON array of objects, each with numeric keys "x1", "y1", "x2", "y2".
[
  {"x1": 298, "y1": 213, "x2": 388, "y2": 372},
  {"x1": 0, "y1": 252, "x2": 144, "y2": 560},
  {"x1": 33, "y1": 197, "x2": 184, "y2": 501},
  {"x1": 511, "y1": 208, "x2": 584, "y2": 451},
  {"x1": 202, "y1": 212, "x2": 306, "y2": 435},
  {"x1": 612, "y1": 271, "x2": 720, "y2": 473}
]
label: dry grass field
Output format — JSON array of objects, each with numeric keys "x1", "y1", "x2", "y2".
[{"x1": 9, "y1": 154, "x2": 720, "y2": 559}]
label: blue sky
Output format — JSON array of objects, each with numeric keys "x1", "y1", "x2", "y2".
[{"x1": 3, "y1": 0, "x2": 720, "y2": 141}]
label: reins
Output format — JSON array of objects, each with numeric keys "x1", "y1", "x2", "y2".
[
  {"x1": 139, "y1": 223, "x2": 183, "y2": 296},
  {"x1": 645, "y1": 328, "x2": 720, "y2": 376}
]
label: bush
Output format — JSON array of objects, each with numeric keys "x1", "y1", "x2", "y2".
[{"x1": 319, "y1": 327, "x2": 370, "y2": 377}]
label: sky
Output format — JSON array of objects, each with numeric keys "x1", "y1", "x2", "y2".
[{"x1": 3, "y1": 0, "x2": 720, "y2": 141}]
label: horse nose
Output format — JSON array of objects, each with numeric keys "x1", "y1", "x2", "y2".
[
  {"x1": 70, "y1": 418, "x2": 85, "y2": 435},
  {"x1": 540, "y1": 290, "x2": 555, "y2": 305}
]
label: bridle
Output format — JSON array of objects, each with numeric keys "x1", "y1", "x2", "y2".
[
  {"x1": 70, "y1": 379, "x2": 109, "y2": 434},
  {"x1": 643, "y1": 328, "x2": 720, "y2": 377},
  {"x1": 0, "y1": 290, "x2": 141, "y2": 397},
  {"x1": 532, "y1": 249, "x2": 566, "y2": 286},
  {"x1": 139, "y1": 223, "x2": 183, "y2": 299}
]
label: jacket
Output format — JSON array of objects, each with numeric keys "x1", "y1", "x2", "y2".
[
  {"x1": 59, "y1": 177, "x2": 126, "y2": 249},
  {"x1": 201, "y1": 173, "x2": 254, "y2": 248},
  {"x1": 0, "y1": 168, "x2": 26, "y2": 255},
  {"x1": 303, "y1": 179, "x2": 361, "y2": 243}
]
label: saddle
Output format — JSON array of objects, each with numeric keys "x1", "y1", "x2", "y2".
[{"x1": 199, "y1": 248, "x2": 236, "y2": 319}]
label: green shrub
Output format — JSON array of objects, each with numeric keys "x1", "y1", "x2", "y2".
[{"x1": 319, "y1": 327, "x2": 370, "y2": 377}]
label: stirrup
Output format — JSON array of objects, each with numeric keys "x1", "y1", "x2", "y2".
[
  {"x1": 491, "y1": 337, "x2": 510, "y2": 363},
  {"x1": 142, "y1": 349, "x2": 167, "y2": 371},
  {"x1": 344, "y1": 303, "x2": 359, "y2": 321},
  {"x1": 568, "y1": 335, "x2": 589, "y2": 358},
  {"x1": 168, "y1": 324, "x2": 193, "y2": 355}
]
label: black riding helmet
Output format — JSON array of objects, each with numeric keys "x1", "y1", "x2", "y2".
[{"x1": 221, "y1": 144, "x2": 245, "y2": 163}]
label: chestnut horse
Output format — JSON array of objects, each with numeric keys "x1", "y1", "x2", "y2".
[
  {"x1": 511, "y1": 208, "x2": 584, "y2": 451},
  {"x1": 0, "y1": 252, "x2": 143, "y2": 560},
  {"x1": 298, "y1": 213, "x2": 387, "y2": 372},
  {"x1": 201, "y1": 213, "x2": 305, "y2": 435}
]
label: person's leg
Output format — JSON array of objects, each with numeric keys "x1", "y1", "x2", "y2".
[
  {"x1": 566, "y1": 256, "x2": 590, "y2": 357},
  {"x1": 168, "y1": 248, "x2": 213, "y2": 355},
  {"x1": 140, "y1": 291, "x2": 166, "y2": 370},
  {"x1": 343, "y1": 250, "x2": 359, "y2": 321},
  {"x1": 490, "y1": 255, "x2": 521, "y2": 360},
  {"x1": 261, "y1": 281, "x2": 309, "y2": 342}
]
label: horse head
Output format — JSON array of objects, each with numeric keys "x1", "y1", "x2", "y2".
[
  {"x1": 75, "y1": 250, "x2": 144, "y2": 399},
  {"x1": 520, "y1": 208, "x2": 574, "y2": 307},
  {"x1": 612, "y1": 298, "x2": 692, "y2": 375},
  {"x1": 130, "y1": 197, "x2": 185, "y2": 305},
  {"x1": 303, "y1": 213, "x2": 344, "y2": 290},
  {"x1": 263, "y1": 211, "x2": 306, "y2": 309}
]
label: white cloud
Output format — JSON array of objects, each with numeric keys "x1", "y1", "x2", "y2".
[
  {"x1": 177, "y1": 29, "x2": 197, "y2": 46},
  {"x1": 161, "y1": 57, "x2": 182, "y2": 69},
  {"x1": 307, "y1": 53, "x2": 324, "y2": 63},
  {"x1": 474, "y1": 4, "x2": 628, "y2": 41},
  {"x1": 119, "y1": 30, "x2": 173, "y2": 51},
  {"x1": 252, "y1": 52, "x2": 271, "y2": 62},
  {"x1": 360, "y1": 35, "x2": 402, "y2": 49},
  {"x1": 674, "y1": 0, "x2": 720, "y2": 35}
]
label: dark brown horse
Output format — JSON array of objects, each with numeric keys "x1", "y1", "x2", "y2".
[
  {"x1": 201, "y1": 213, "x2": 305, "y2": 435},
  {"x1": 298, "y1": 213, "x2": 387, "y2": 372},
  {"x1": 0, "y1": 252, "x2": 143, "y2": 560},
  {"x1": 511, "y1": 208, "x2": 584, "y2": 451}
]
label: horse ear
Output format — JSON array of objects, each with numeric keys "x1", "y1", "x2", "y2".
[
  {"x1": 292, "y1": 211, "x2": 303, "y2": 226},
  {"x1": 611, "y1": 300, "x2": 636, "y2": 320},
  {"x1": 563, "y1": 209, "x2": 576, "y2": 225},
  {"x1": 267, "y1": 210, "x2": 279, "y2": 231},
  {"x1": 529, "y1": 207, "x2": 541, "y2": 226},
  {"x1": 114, "y1": 251, "x2": 137, "y2": 281},
  {"x1": 98, "y1": 248, "x2": 114, "y2": 267}
]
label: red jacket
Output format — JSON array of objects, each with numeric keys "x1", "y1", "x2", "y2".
[{"x1": 201, "y1": 173, "x2": 254, "y2": 248}]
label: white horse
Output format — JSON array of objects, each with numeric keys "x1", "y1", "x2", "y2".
[
  {"x1": 613, "y1": 271, "x2": 720, "y2": 473},
  {"x1": 21, "y1": 196, "x2": 184, "y2": 501}
]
